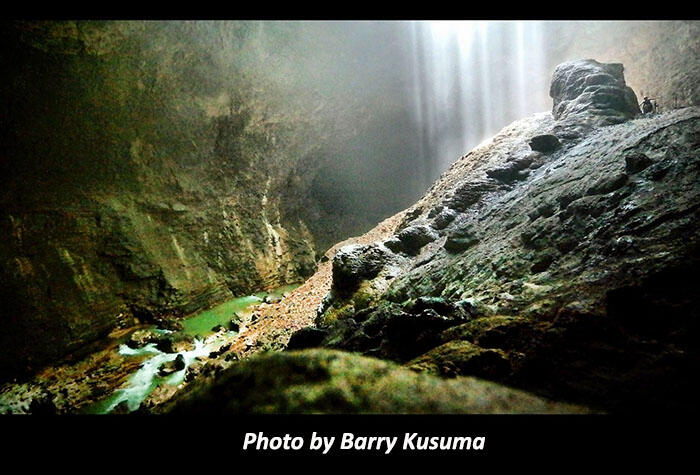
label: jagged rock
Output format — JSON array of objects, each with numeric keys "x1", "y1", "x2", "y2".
[
  {"x1": 550, "y1": 59, "x2": 640, "y2": 140},
  {"x1": 390, "y1": 225, "x2": 439, "y2": 255},
  {"x1": 208, "y1": 343, "x2": 231, "y2": 359},
  {"x1": 331, "y1": 244, "x2": 389, "y2": 291},
  {"x1": 529, "y1": 134, "x2": 561, "y2": 153},
  {"x1": 586, "y1": 172, "x2": 628, "y2": 195},
  {"x1": 443, "y1": 179, "x2": 499, "y2": 211},
  {"x1": 314, "y1": 63, "x2": 700, "y2": 410},
  {"x1": 625, "y1": 153, "x2": 654, "y2": 174},
  {"x1": 158, "y1": 354, "x2": 186, "y2": 376},
  {"x1": 431, "y1": 208, "x2": 458, "y2": 230},
  {"x1": 155, "y1": 333, "x2": 195, "y2": 354},
  {"x1": 156, "y1": 349, "x2": 587, "y2": 414},
  {"x1": 286, "y1": 326, "x2": 329, "y2": 350},
  {"x1": 321, "y1": 301, "x2": 469, "y2": 362},
  {"x1": 126, "y1": 329, "x2": 162, "y2": 349},
  {"x1": 185, "y1": 361, "x2": 205, "y2": 382},
  {"x1": 443, "y1": 224, "x2": 479, "y2": 253},
  {"x1": 486, "y1": 165, "x2": 529, "y2": 183},
  {"x1": 227, "y1": 319, "x2": 240, "y2": 332}
]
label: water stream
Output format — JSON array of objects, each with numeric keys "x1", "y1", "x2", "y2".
[{"x1": 81, "y1": 283, "x2": 299, "y2": 414}]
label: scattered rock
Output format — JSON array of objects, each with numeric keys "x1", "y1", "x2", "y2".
[
  {"x1": 158, "y1": 354, "x2": 186, "y2": 376},
  {"x1": 209, "y1": 343, "x2": 231, "y2": 359},
  {"x1": 126, "y1": 329, "x2": 162, "y2": 349}
]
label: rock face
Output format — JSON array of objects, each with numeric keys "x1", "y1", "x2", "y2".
[
  {"x1": 303, "y1": 61, "x2": 700, "y2": 411},
  {"x1": 550, "y1": 59, "x2": 640, "y2": 139},
  {"x1": 157, "y1": 349, "x2": 587, "y2": 414},
  {"x1": 0, "y1": 21, "x2": 429, "y2": 380}
]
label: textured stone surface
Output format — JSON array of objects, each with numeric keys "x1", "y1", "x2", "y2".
[
  {"x1": 308, "y1": 60, "x2": 700, "y2": 411},
  {"x1": 157, "y1": 349, "x2": 587, "y2": 414}
]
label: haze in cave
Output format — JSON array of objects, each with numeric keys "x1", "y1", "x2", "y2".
[{"x1": 0, "y1": 20, "x2": 698, "y2": 415}]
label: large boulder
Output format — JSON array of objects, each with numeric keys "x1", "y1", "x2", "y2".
[
  {"x1": 550, "y1": 59, "x2": 640, "y2": 138},
  {"x1": 331, "y1": 244, "x2": 389, "y2": 291},
  {"x1": 157, "y1": 349, "x2": 588, "y2": 414},
  {"x1": 158, "y1": 354, "x2": 186, "y2": 376}
]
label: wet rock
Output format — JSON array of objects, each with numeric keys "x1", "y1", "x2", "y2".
[
  {"x1": 185, "y1": 362, "x2": 205, "y2": 382},
  {"x1": 443, "y1": 225, "x2": 479, "y2": 253},
  {"x1": 287, "y1": 326, "x2": 329, "y2": 350},
  {"x1": 529, "y1": 134, "x2": 561, "y2": 153},
  {"x1": 486, "y1": 164, "x2": 528, "y2": 183},
  {"x1": 625, "y1": 153, "x2": 654, "y2": 174},
  {"x1": 586, "y1": 172, "x2": 628, "y2": 195},
  {"x1": 322, "y1": 301, "x2": 469, "y2": 362},
  {"x1": 403, "y1": 297, "x2": 454, "y2": 317},
  {"x1": 443, "y1": 179, "x2": 499, "y2": 211},
  {"x1": 158, "y1": 354, "x2": 186, "y2": 376},
  {"x1": 391, "y1": 225, "x2": 439, "y2": 255},
  {"x1": 156, "y1": 333, "x2": 195, "y2": 354},
  {"x1": 126, "y1": 329, "x2": 162, "y2": 349},
  {"x1": 112, "y1": 400, "x2": 131, "y2": 414},
  {"x1": 209, "y1": 343, "x2": 231, "y2": 359},
  {"x1": 227, "y1": 319, "x2": 240, "y2": 332},
  {"x1": 431, "y1": 208, "x2": 458, "y2": 230},
  {"x1": 332, "y1": 244, "x2": 389, "y2": 291},
  {"x1": 550, "y1": 59, "x2": 640, "y2": 133},
  {"x1": 531, "y1": 253, "x2": 556, "y2": 273}
]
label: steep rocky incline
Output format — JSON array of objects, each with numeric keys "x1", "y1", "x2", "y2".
[{"x1": 288, "y1": 60, "x2": 700, "y2": 411}]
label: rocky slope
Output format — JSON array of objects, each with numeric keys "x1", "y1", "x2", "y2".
[
  {"x1": 282, "y1": 60, "x2": 700, "y2": 412},
  {"x1": 1, "y1": 20, "x2": 698, "y2": 412}
]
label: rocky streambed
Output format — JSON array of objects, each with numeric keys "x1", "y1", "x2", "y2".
[{"x1": 0, "y1": 284, "x2": 299, "y2": 414}]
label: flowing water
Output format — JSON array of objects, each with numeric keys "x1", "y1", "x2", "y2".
[
  {"x1": 409, "y1": 21, "x2": 551, "y2": 181},
  {"x1": 81, "y1": 283, "x2": 300, "y2": 414}
]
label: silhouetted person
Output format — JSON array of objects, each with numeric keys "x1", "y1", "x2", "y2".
[{"x1": 640, "y1": 96, "x2": 657, "y2": 115}]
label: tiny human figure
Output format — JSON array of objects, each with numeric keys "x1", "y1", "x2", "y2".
[{"x1": 640, "y1": 96, "x2": 657, "y2": 115}]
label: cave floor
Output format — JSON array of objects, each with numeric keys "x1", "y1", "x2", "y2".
[{"x1": 0, "y1": 212, "x2": 403, "y2": 414}]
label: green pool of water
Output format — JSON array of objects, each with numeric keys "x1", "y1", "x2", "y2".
[
  {"x1": 181, "y1": 295, "x2": 260, "y2": 337},
  {"x1": 181, "y1": 283, "x2": 300, "y2": 337}
]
